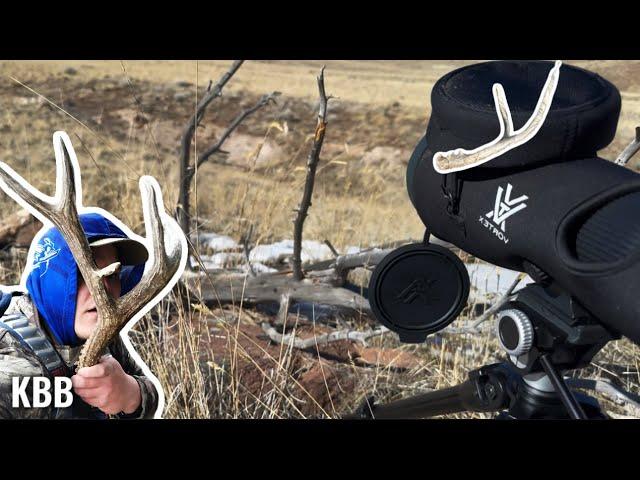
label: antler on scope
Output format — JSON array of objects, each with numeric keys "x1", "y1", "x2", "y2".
[
  {"x1": 433, "y1": 60, "x2": 562, "y2": 174},
  {"x1": 0, "y1": 132, "x2": 185, "y2": 369}
]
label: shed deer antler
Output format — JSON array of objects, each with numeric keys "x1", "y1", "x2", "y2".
[
  {"x1": 433, "y1": 60, "x2": 562, "y2": 174},
  {"x1": 0, "y1": 132, "x2": 187, "y2": 369}
]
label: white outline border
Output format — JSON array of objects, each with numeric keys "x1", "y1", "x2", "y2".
[
  {"x1": 432, "y1": 60, "x2": 562, "y2": 174},
  {"x1": 0, "y1": 131, "x2": 189, "y2": 419}
]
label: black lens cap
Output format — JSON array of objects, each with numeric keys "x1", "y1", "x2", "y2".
[{"x1": 368, "y1": 242, "x2": 470, "y2": 343}]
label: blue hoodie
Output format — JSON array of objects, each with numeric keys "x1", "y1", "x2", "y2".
[{"x1": 25, "y1": 213, "x2": 145, "y2": 347}]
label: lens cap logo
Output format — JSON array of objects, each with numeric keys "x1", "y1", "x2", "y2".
[
  {"x1": 32, "y1": 238, "x2": 60, "y2": 277},
  {"x1": 394, "y1": 277, "x2": 439, "y2": 305}
]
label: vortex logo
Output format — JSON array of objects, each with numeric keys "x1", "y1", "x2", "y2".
[{"x1": 486, "y1": 183, "x2": 529, "y2": 233}]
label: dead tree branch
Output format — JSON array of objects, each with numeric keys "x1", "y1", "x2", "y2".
[
  {"x1": 261, "y1": 322, "x2": 388, "y2": 349},
  {"x1": 303, "y1": 248, "x2": 392, "y2": 286},
  {"x1": 302, "y1": 237, "x2": 458, "y2": 277},
  {"x1": 292, "y1": 66, "x2": 331, "y2": 281},
  {"x1": 195, "y1": 92, "x2": 280, "y2": 168},
  {"x1": 274, "y1": 292, "x2": 291, "y2": 327},
  {"x1": 444, "y1": 272, "x2": 526, "y2": 334},
  {"x1": 241, "y1": 224, "x2": 257, "y2": 277},
  {"x1": 566, "y1": 377, "x2": 640, "y2": 416},
  {"x1": 323, "y1": 239, "x2": 339, "y2": 257},
  {"x1": 177, "y1": 60, "x2": 244, "y2": 236},
  {"x1": 616, "y1": 126, "x2": 640, "y2": 166}
]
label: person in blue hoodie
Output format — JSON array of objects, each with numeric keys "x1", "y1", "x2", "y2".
[{"x1": 0, "y1": 212, "x2": 160, "y2": 419}]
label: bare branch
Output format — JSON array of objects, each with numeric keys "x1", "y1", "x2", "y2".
[
  {"x1": 615, "y1": 126, "x2": 640, "y2": 166},
  {"x1": 195, "y1": 91, "x2": 280, "y2": 168},
  {"x1": 261, "y1": 322, "x2": 388, "y2": 350},
  {"x1": 177, "y1": 60, "x2": 244, "y2": 235},
  {"x1": 323, "y1": 239, "x2": 339, "y2": 258},
  {"x1": 242, "y1": 224, "x2": 256, "y2": 277},
  {"x1": 566, "y1": 377, "x2": 640, "y2": 416},
  {"x1": 302, "y1": 248, "x2": 393, "y2": 286},
  {"x1": 443, "y1": 272, "x2": 525, "y2": 334},
  {"x1": 303, "y1": 237, "x2": 458, "y2": 275},
  {"x1": 292, "y1": 66, "x2": 330, "y2": 281},
  {"x1": 369, "y1": 236, "x2": 457, "y2": 251},
  {"x1": 274, "y1": 292, "x2": 291, "y2": 327}
]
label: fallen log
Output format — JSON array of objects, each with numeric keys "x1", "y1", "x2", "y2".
[{"x1": 182, "y1": 270, "x2": 372, "y2": 317}]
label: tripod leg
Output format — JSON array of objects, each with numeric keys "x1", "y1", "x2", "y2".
[
  {"x1": 345, "y1": 364, "x2": 512, "y2": 419},
  {"x1": 539, "y1": 354, "x2": 587, "y2": 419}
]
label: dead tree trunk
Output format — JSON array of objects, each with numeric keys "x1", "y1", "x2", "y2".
[
  {"x1": 292, "y1": 66, "x2": 331, "y2": 281},
  {"x1": 177, "y1": 60, "x2": 244, "y2": 236},
  {"x1": 175, "y1": 60, "x2": 278, "y2": 270}
]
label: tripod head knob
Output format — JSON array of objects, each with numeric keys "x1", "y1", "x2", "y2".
[{"x1": 496, "y1": 309, "x2": 534, "y2": 358}]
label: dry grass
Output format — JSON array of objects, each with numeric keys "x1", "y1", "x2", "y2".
[
  {"x1": 126, "y1": 282, "x2": 640, "y2": 419},
  {"x1": 0, "y1": 60, "x2": 639, "y2": 418}
]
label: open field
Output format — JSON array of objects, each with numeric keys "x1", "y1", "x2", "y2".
[{"x1": 0, "y1": 60, "x2": 639, "y2": 418}]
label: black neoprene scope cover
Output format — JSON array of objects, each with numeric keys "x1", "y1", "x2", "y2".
[
  {"x1": 425, "y1": 60, "x2": 621, "y2": 170},
  {"x1": 368, "y1": 242, "x2": 469, "y2": 343},
  {"x1": 406, "y1": 60, "x2": 640, "y2": 344}
]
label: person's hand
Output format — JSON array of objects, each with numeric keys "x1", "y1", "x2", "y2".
[{"x1": 71, "y1": 355, "x2": 142, "y2": 415}]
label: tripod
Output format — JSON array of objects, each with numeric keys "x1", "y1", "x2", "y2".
[{"x1": 347, "y1": 283, "x2": 618, "y2": 419}]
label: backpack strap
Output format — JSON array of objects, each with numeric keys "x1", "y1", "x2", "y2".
[
  {"x1": 0, "y1": 291, "x2": 15, "y2": 317},
  {"x1": 0, "y1": 312, "x2": 70, "y2": 377}
]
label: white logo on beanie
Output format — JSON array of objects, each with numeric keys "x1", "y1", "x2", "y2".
[{"x1": 32, "y1": 238, "x2": 60, "y2": 277}]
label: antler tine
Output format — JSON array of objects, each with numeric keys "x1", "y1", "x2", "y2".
[
  {"x1": 140, "y1": 175, "x2": 169, "y2": 277},
  {"x1": 433, "y1": 60, "x2": 562, "y2": 174},
  {"x1": 0, "y1": 132, "x2": 100, "y2": 281},
  {"x1": 493, "y1": 84, "x2": 514, "y2": 137},
  {"x1": 0, "y1": 132, "x2": 184, "y2": 371},
  {"x1": 77, "y1": 176, "x2": 185, "y2": 368},
  {"x1": 0, "y1": 132, "x2": 79, "y2": 225},
  {"x1": 52, "y1": 132, "x2": 82, "y2": 216},
  {"x1": 134, "y1": 175, "x2": 184, "y2": 285},
  {"x1": 48, "y1": 134, "x2": 105, "y2": 287},
  {"x1": 0, "y1": 163, "x2": 50, "y2": 222},
  {"x1": 0, "y1": 133, "x2": 119, "y2": 369},
  {"x1": 42, "y1": 135, "x2": 108, "y2": 313},
  {"x1": 0, "y1": 133, "x2": 92, "y2": 273}
]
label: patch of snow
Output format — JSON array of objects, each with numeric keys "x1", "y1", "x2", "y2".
[
  {"x1": 299, "y1": 241, "x2": 334, "y2": 262},
  {"x1": 198, "y1": 233, "x2": 239, "y2": 252},
  {"x1": 196, "y1": 252, "x2": 244, "y2": 270},
  {"x1": 243, "y1": 262, "x2": 278, "y2": 274},
  {"x1": 249, "y1": 240, "x2": 334, "y2": 265},
  {"x1": 248, "y1": 241, "x2": 291, "y2": 264},
  {"x1": 465, "y1": 263, "x2": 533, "y2": 296}
]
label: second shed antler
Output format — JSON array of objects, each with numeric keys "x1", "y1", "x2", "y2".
[
  {"x1": 0, "y1": 132, "x2": 186, "y2": 369},
  {"x1": 433, "y1": 60, "x2": 562, "y2": 174}
]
